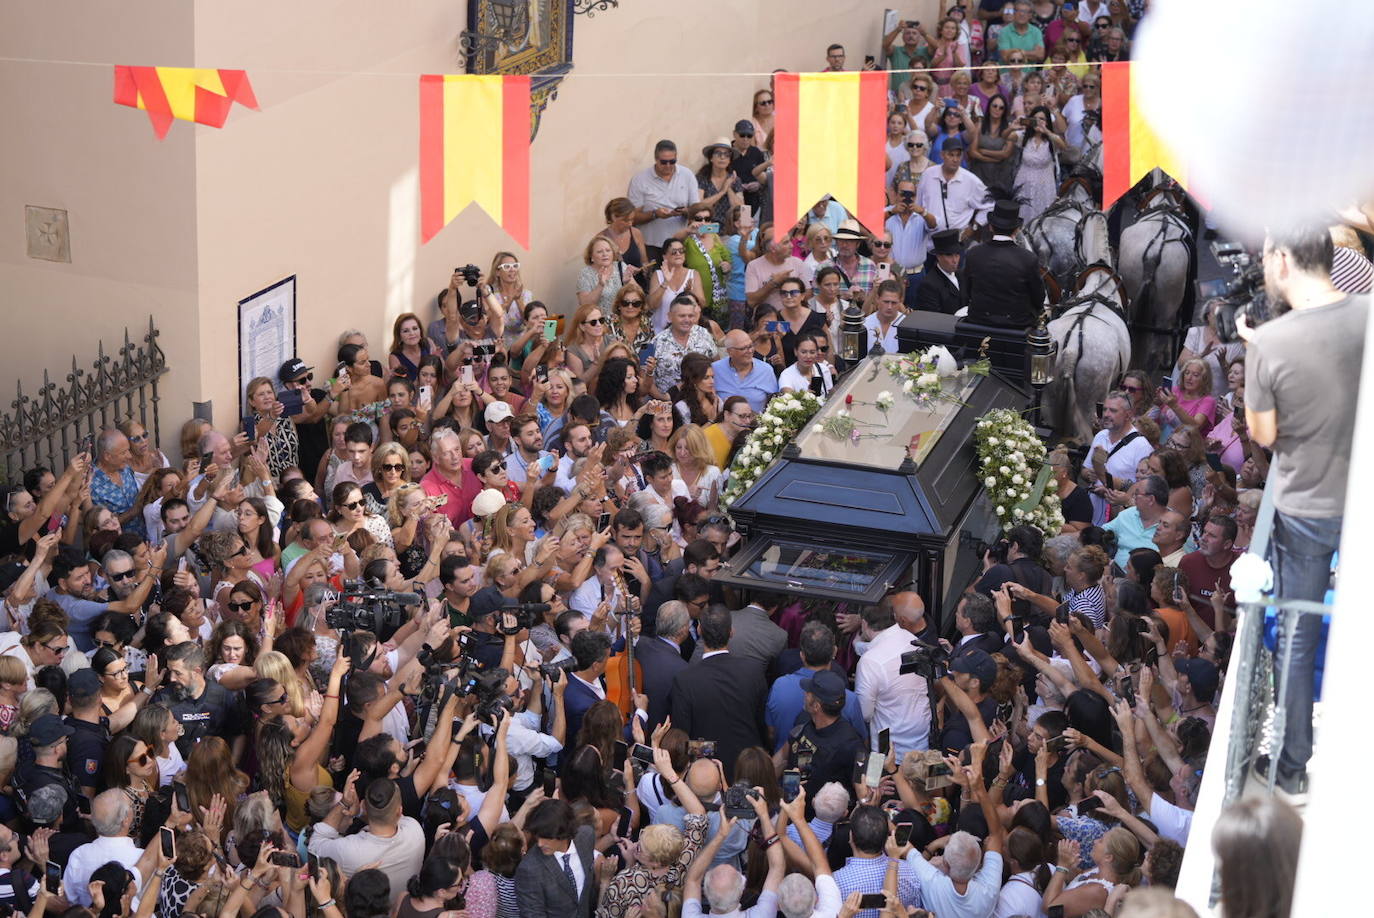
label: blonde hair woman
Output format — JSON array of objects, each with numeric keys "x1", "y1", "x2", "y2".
[
  {"x1": 563, "y1": 303, "x2": 610, "y2": 383},
  {"x1": 256, "y1": 649, "x2": 317, "y2": 723},
  {"x1": 488, "y1": 251, "x2": 535, "y2": 332},
  {"x1": 668, "y1": 424, "x2": 722, "y2": 508},
  {"x1": 487, "y1": 502, "x2": 537, "y2": 564},
  {"x1": 386, "y1": 482, "x2": 429, "y2": 554},
  {"x1": 1153, "y1": 356, "x2": 1218, "y2": 439},
  {"x1": 367, "y1": 442, "x2": 410, "y2": 507}
]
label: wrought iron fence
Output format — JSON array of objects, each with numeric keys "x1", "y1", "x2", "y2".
[{"x1": 0, "y1": 317, "x2": 168, "y2": 483}]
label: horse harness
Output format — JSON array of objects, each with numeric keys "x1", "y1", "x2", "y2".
[
  {"x1": 1055, "y1": 288, "x2": 1128, "y2": 385},
  {"x1": 1128, "y1": 203, "x2": 1193, "y2": 336},
  {"x1": 1025, "y1": 199, "x2": 1101, "y2": 287}
]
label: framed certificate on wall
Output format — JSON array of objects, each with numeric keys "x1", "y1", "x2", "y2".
[{"x1": 237, "y1": 275, "x2": 296, "y2": 417}]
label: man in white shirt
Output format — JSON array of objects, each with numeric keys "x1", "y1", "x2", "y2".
[
  {"x1": 628, "y1": 139, "x2": 701, "y2": 257},
  {"x1": 917, "y1": 137, "x2": 991, "y2": 246},
  {"x1": 855, "y1": 591, "x2": 931, "y2": 759},
  {"x1": 1085, "y1": 392, "x2": 1153, "y2": 524},
  {"x1": 862, "y1": 281, "x2": 907, "y2": 354},
  {"x1": 63, "y1": 790, "x2": 145, "y2": 907}
]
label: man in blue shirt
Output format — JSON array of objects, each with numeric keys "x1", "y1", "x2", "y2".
[
  {"x1": 766, "y1": 623, "x2": 867, "y2": 751},
  {"x1": 712, "y1": 330, "x2": 778, "y2": 413},
  {"x1": 48, "y1": 545, "x2": 160, "y2": 652}
]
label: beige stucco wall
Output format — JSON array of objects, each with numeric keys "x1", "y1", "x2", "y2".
[{"x1": 3, "y1": 0, "x2": 940, "y2": 458}]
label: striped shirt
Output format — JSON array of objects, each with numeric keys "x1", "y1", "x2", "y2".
[
  {"x1": 1065, "y1": 584, "x2": 1107, "y2": 629},
  {"x1": 0, "y1": 868, "x2": 39, "y2": 911},
  {"x1": 1332, "y1": 245, "x2": 1373, "y2": 295}
]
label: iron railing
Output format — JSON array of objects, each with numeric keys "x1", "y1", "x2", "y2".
[{"x1": 0, "y1": 317, "x2": 168, "y2": 482}]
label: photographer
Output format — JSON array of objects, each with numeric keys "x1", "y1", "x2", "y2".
[
  {"x1": 682, "y1": 781, "x2": 784, "y2": 918},
  {"x1": 438, "y1": 268, "x2": 506, "y2": 379},
  {"x1": 465, "y1": 605, "x2": 523, "y2": 673},
  {"x1": 473, "y1": 665, "x2": 565, "y2": 798},
  {"x1": 973, "y1": 526, "x2": 1053, "y2": 621},
  {"x1": 1243, "y1": 223, "x2": 1365, "y2": 794}
]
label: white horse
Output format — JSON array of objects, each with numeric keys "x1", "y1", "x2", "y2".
[
  {"x1": 1044, "y1": 265, "x2": 1132, "y2": 441},
  {"x1": 1118, "y1": 183, "x2": 1193, "y2": 371},
  {"x1": 1023, "y1": 179, "x2": 1113, "y2": 297}
]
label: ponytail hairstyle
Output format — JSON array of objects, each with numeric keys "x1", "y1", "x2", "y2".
[
  {"x1": 1102, "y1": 826, "x2": 1143, "y2": 886},
  {"x1": 406, "y1": 855, "x2": 462, "y2": 900},
  {"x1": 1006, "y1": 826, "x2": 1051, "y2": 890}
]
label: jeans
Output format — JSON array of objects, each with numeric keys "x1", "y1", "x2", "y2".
[{"x1": 1271, "y1": 510, "x2": 1342, "y2": 777}]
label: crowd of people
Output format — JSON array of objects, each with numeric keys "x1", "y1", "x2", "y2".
[{"x1": 0, "y1": 3, "x2": 1357, "y2": 918}]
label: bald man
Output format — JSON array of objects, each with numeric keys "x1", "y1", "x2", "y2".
[
  {"x1": 653, "y1": 758, "x2": 754, "y2": 869},
  {"x1": 711, "y1": 329, "x2": 778, "y2": 413},
  {"x1": 855, "y1": 591, "x2": 933, "y2": 758}
]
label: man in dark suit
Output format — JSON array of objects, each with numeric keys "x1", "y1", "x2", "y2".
[
  {"x1": 636, "y1": 600, "x2": 691, "y2": 731},
  {"x1": 643, "y1": 540, "x2": 721, "y2": 634},
  {"x1": 915, "y1": 229, "x2": 964, "y2": 314},
  {"x1": 670, "y1": 605, "x2": 768, "y2": 781},
  {"x1": 562, "y1": 631, "x2": 613, "y2": 743},
  {"x1": 690, "y1": 597, "x2": 786, "y2": 681},
  {"x1": 948, "y1": 591, "x2": 1009, "y2": 662},
  {"x1": 514, "y1": 798, "x2": 598, "y2": 918},
  {"x1": 963, "y1": 199, "x2": 1046, "y2": 328}
]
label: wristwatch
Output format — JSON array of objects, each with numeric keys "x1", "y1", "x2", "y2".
[{"x1": 1035, "y1": 778, "x2": 1046, "y2": 787}]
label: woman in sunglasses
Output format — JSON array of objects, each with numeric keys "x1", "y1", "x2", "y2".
[
  {"x1": 608, "y1": 283, "x2": 654, "y2": 357},
  {"x1": 563, "y1": 303, "x2": 611, "y2": 384},
  {"x1": 363, "y1": 443, "x2": 410, "y2": 511},
  {"x1": 487, "y1": 251, "x2": 535, "y2": 338},
  {"x1": 102, "y1": 732, "x2": 163, "y2": 839},
  {"x1": 117, "y1": 418, "x2": 169, "y2": 480},
  {"x1": 131, "y1": 701, "x2": 186, "y2": 788},
  {"x1": 969, "y1": 93, "x2": 1018, "y2": 191},
  {"x1": 199, "y1": 530, "x2": 267, "y2": 611},
  {"x1": 328, "y1": 482, "x2": 393, "y2": 549}
]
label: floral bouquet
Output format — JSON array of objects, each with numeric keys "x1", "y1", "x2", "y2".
[
  {"x1": 974, "y1": 408, "x2": 1064, "y2": 534},
  {"x1": 887, "y1": 346, "x2": 989, "y2": 407},
  {"x1": 721, "y1": 390, "x2": 822, "y2": 509},
  {"x1": 821, "y1": 390, "x2": 896, "y2": 444}
]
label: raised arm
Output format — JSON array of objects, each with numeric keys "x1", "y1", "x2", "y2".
[
  {"x1": 684, "y1": 815, "x2": 737, "y2": 903},
  {"x1": 474, "y1": 710, "x2": 513, "y2": 836},
  {"x1": 290, "y1": 654, "x2": 351, "y2": 791},
  {"x1": 1111, "y1": 699, "x2": 1157, "y2": 811},
  {"x1": 938, "y1": 676, "x2": 992, "y2": 744}
]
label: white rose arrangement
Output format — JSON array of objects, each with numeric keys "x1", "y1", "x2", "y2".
[
  {"x1": 973, "y1": 408, "x2": 1064, "y2": 534},
  {"x1": 721, "y1": 390, "x2": 823, "y2": 509}
]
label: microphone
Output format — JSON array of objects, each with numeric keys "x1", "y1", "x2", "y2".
[{"x1": 392, "y1": 592, "x2": 424, "y2": 606}]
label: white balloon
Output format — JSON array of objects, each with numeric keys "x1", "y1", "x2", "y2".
[{"x1": 1134, "y1": 0, "x2": 1374, "y2": 227}]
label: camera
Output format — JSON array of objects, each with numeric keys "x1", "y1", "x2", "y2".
[
  {"x1": 971, "y1": 537, "x2": 1009, "y2": 565},
  {"x1": 325, "y1": 580, "x2": 420, "y2": 642},
  {"x1": 539, "y1": 658, "x2": 577, "y2": 680},
  {"x1": 493, "y1": 601, "x2": 552, "y2": 634},
  {"x1": 456, "y1": 264, "x2": 482, "y2": 287},
  {"x1": 899, "y1": 639, "x2": 950, "y2": 681},
  {"x1": 722, "y1": 781, "x2": 761, "y2": 818}
]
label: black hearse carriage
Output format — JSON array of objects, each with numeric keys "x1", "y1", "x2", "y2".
[{"x1": 717, "y1": 336, "x2": 1029, "y2": 628}]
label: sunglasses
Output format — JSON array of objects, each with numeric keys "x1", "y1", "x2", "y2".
[
  {"x1": 272, "y1": 694, "x2": 289, "y2": 706},
  {"x1": 128, "y1": 433, "x2": 149, "y2": 443},
  {"x1": 657, "y1": 158, "x2": 677, "y2": 166},
  {"x1": 227, "y1": 600, "x2": 256, "y2": 612},
  {"x1": 621, "y1": 299, "x2": 644, "y2": 308},
  {"x1": 583, "y1": 317, "x2": 604, "y2": 326},
  {"x1": 497, "y1": 262, "x2": 520, "y2": 271},
  {"x1": 485, "y1": 462, "x2": 507, "y2": 473},
  {"x1": 229, "y1": 543, "x2": 250, "y2": 559},
  {"x1": 129, "y1": 751, "x2": 153, "y2": 767},
  {"x1": 872, "y1": 241, "x2": 892, "y2": 248},
  {"x1": 380, "y1": 462, "x2": 406, "y2": 472},
  {"x1": 779, "y1": 289, "x2": 804, "y2": 297},
  {"x1": 293, "y1": 373, "x2": 314, "y2": 384},
  {"x1": 907, "y1": 142, "x2": 926, "y2": 148},
  {"x1": 42, "y1": 641, "x2": 69, "y2": 654},
  {"x1": 94, "y1": 639, "x2": 120, "y2": 651},
  {"x1": 340, "y1": 499, "x2": 365, "y2": 511},
  {"x1": 108, "y1": 569, "x2": 137, "y2": 582},
  {"x1": 817, "y1": 345, "x2": 830, "y2": 352},
  {"x1": 758, "y1": 98, "x2": 774, "y2": 105},
  {"x1": 913, "y1": 85, "x2": 930, "y2": 92},
  {"x1": 1122, "y1": 385, "x2": 1143, "y2": 393}
]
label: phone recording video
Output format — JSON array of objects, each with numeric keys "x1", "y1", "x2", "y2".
[{"x1": 780, "y1": 769, "x2": 801, "y2": 802}]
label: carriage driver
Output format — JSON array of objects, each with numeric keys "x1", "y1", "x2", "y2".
[{"x1": 961, "y1": 200, "x2": 1046, "y2": 329}]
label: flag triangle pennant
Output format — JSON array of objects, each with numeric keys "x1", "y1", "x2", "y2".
[
  {"x1": 418, "y1": 74, "x2": 531, "y2": 247},
  {"x1": 771, "y1": 72, "x2": 887, "y2": 241},
  {"x1": 113, "y1": 66, "x2": 258, "y2": 138}
]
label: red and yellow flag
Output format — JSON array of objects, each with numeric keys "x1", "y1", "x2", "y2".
[
  {"x1": 1101, "y1": 61, "x2": 1196, "y2": 210},
  {"x1": 771, "y1": 72, "x2": 887, "y2": 242},
  {"x1": 419, "y1": 74, "x2": 531, "y2": 247},
  {"x1": 113, "y1": 66, "x2": 258, "y2": 139}
]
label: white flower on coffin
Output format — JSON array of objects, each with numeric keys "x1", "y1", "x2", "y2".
[
  {"x1": 917, "y1": 373, "x2": 939, "y2": 389},
  {"x1": 928, "y1": 345, "x2": 958, "y2": 376}
]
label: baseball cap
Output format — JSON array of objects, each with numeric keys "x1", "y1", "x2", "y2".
[
  {"x1": 949, "y1": 649, "x2": 997, "y2": 686},
  {"x1": 1174, "y1": 657, "x2": 1220, "y2": 704},
  {"x1": 0, "y1": 561, "x2": 26, "y2": 596},
  {"x1": 733, "y1": 119, "x2": 755, "y2": 136},
  {"x1": 29, "y1": 713, "x2": 75, "y2": 747},
  {"x1": 942, "y1": 135, "x2": 966, "y2": 152},
  {"x1": 800, "y1": 669, "x2": 847, "y2": 704},
  {"x1": 1062, "y1": 1, "x2": 1078, "y2": 9},
  {"x1": 485, "y1": 401, "x2": 514, "y2": 424},
  {"x1": 67, "y1": 669, "x2": 102, "y2": 698},
  {"x1": 277, "y1": 357, "x2": 312, "y2": 384}
]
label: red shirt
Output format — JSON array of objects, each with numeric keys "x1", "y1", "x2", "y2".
[
  {"x1": 421, "y1": 460, "x2": 482, "y2": 529},
  {"x1": 1178, "y1": 548, "x2": 1237, "y2": 630}
]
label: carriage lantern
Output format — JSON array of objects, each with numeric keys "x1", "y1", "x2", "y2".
[
  {"x1": 1027, "y1": 312, "x2": 1057, "y2": 389},
  {"x1": 841, "y1": 301, "x2": 866, "y2": 364}
]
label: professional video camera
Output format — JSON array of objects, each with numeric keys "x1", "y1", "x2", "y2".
[
  {"x1": 899, "y1": 639, "x2": 950, "y2": 681},
  {"x1": 325, "y1": 579, "x2": 421, "y2": 642},
  {"x1": 1199, "y1": 242, "x2": 1281, "y2": 344},
  {"x1": 495, "y1": 601, "x2": 552, "y2": 635}
]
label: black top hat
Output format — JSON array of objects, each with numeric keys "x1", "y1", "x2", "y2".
[
  {"x1": 931, "y1": 229, "x2": 963, "y2": 255},
  {"x1": 988, "y1": 199, "x2": 1022, "y2": 232}
]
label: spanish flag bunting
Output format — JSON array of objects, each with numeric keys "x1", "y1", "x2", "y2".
[
  {"x1": 113, "y1": 66, "x2": 258, "y2": 139},
  {"x1": 772, "y1": 72, "x2": 887, "y2": 242},
  {"x1": 1100, "y1": 61, "x2": 1197, "y2": 210},
  {"x1": 419, "y1": 74, "x2": 531, "y2": 247}
]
